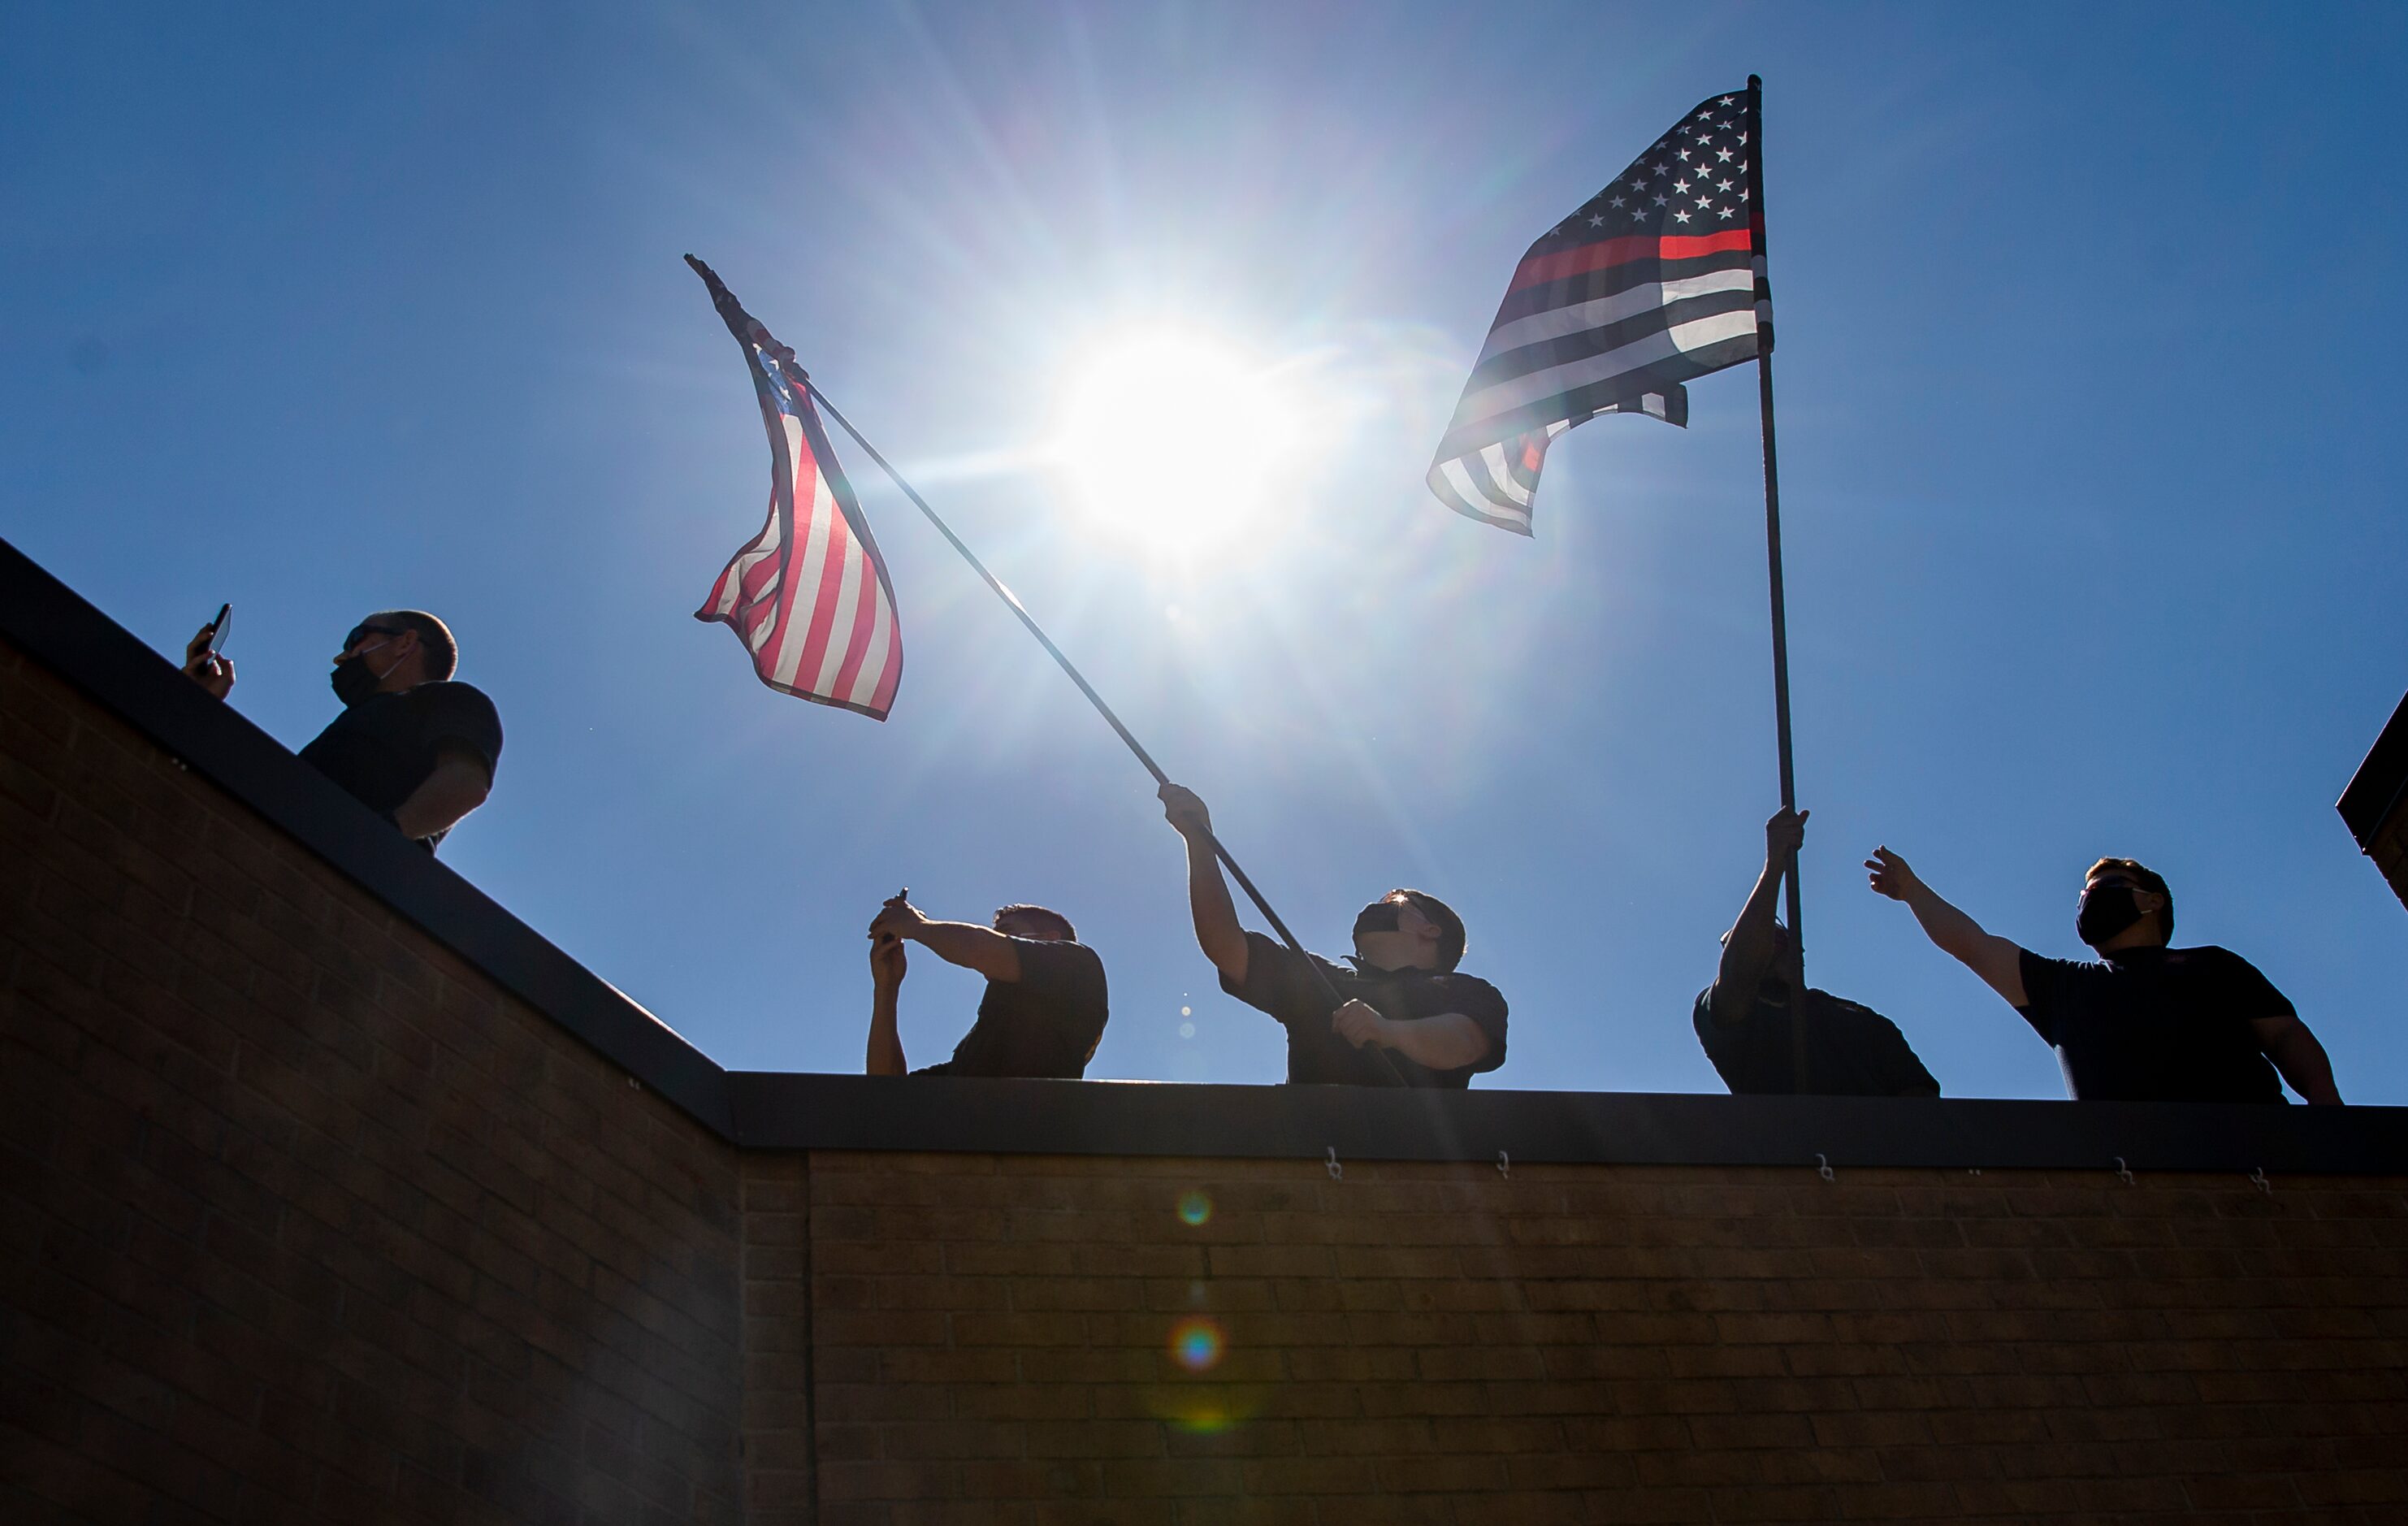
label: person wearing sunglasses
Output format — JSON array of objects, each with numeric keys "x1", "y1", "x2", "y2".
[
  {"x1": 1865, "y1": 846, "x2": 2339, "y2": 1104},
  {"x1": 184, "y1": 609, "x2": 501, "y2": 853},
  {"x1": 1157, "y1": 782, "x2": 1506, "y2": 1086}
]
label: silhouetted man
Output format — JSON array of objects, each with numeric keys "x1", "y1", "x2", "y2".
[
  {"x1": 1159, "y1": 783, "x2": 1506, "y2": 1086},
  {"x1": 1696, "y1": 809, "x2": 1938, "y2": 1096},
  {"x1": 1866, "y1": 848, "x2": 2340, "y2": 1103},
  {"x1": 865, "y1": 896, "x2": 1108, "y2": 1077},
  {"x1": 184, "y1": 609, "x2": 500, "y2": 852}
]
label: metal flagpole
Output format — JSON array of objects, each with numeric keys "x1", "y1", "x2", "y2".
[
  {"x1": 1749, "y1": 74, "x2": 1808, "y2": 1094},
  {"x1": 802, "y1": 377, "x2": 1410, "y2": 1086}
]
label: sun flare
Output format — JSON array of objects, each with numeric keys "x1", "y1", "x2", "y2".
[{"x1": 1050, "y1": 327, "x2": 1305, "y2": 559}]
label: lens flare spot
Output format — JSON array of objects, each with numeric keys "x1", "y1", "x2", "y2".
[
  {"x1": 1180, "y1": 1005, "x2": 1192, "y2": 1017},
  {"x1": 1179, "y1": 1021, "x2": 1196, "y2": 1039},
  {"x1": 1051, "y1": 327, "x2": 1306, "y2": 559},
  {"x1": 1176, "y1": 1190, "x2": 1212, "y2": 1226},
  {"x1": 1169, "y1": 1316, "x2": 1225, "y2": 1372}
]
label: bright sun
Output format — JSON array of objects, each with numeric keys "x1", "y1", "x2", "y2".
[{"x1": 1050, "y1": 328, "x2": 1305, "y2": 558}]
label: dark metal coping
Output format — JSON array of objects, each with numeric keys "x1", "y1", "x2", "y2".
[
  {"x1": 2339, "y1": 688, "x2": 2408, "y2": 852},
  {"x1": 8, "y1": 532, "x2": 2407, "y2": 1175}
]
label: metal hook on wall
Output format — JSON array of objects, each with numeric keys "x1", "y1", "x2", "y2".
[
  {"x1": 1496, "y1": 1151, "x2": 1510, "y2": 1179},
  {"x1": 2250, "y1": 1167, "x2": 2272, "y2": 1195},
  {"x1": 1325, "y1": 1147, "x2": 1343, "y2": 1182},
  {"x1": 1814, "y1": 1153, "x2": 1834, "y2": 1182},
  {"x1": 2114, "y1": 1157, "x2": 2136, "y2": 1186}
]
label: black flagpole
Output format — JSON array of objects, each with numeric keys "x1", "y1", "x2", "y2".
[
  {"x1": 1750, "y1": 75, "x2": 1808, "y2": 1093},
  {"x1": 798, "y1": 375, "x2": 1410, "y2": 1086}
]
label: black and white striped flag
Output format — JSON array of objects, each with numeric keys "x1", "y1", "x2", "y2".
[{"x1": 1430, "y1": 85, "x2": 1771, "y2": 534}]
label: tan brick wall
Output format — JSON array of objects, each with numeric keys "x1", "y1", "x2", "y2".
[
  {"x1": 1, "y1": 639, "x2": 746, "y2": 1523},
  {"x1": 799, "y1": 1151, "x2": 2408, "y2": 1524}
]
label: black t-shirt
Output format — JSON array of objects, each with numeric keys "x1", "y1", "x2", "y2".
[
  {"x1": 2015, "y1": 945, "x2": 2290, "y2": 1103},
  {"x1": 297, "y1": 681, "x2": 504, "y2": 853},
  {"x1": 1692, "y1": 982, "x2": 1938, "y2": 1097},
  {"x1": 1219, "y1": 930, "x2": 1508, "y2": 1087},
  {"x1": 916, "y1": 938, "x2": 1109, "y2": 1079}
]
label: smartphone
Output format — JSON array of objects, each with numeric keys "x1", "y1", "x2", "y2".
[{"x1": 206, "y1": 604, "x2": 233, "y2": 657}]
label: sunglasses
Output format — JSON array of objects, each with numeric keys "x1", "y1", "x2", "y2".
[{"x1": 343, "y1": 623, "x2": 401, "y2": 650}]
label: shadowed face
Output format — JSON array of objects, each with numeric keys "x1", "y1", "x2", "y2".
[
  {"x1": 1352, "y1": 894, "x2": 1442, "y2": 972},
  {"x1": 995, "y1": 909, "x2": 1072, "y2": 943}
]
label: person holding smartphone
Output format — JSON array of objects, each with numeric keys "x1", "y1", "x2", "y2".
[{"x1": 183, "y1": 608, "x2": 502, "y2": 853}]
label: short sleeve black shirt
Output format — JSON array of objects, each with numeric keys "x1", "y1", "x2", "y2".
[
  {"x1": 916, "y1": 938, "x2": 1109, "y2": 1079},
  {"x1": 1219, "y1": 930, "x2": 1508, "y2": 1087},
  {"x1": 2015, "y1": 945, "x2": 2291, "y2": 1103},
  {"x1": 1692, "y1": 983, "x2": 1938, "y2": 1097},
  {"x1": 297, "y1": 681, "x2": 504, "y2": 853}
]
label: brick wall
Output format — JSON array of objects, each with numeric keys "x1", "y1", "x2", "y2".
[
  {"x1": 9, "y1": 619, "x2": 2408, "y2": 1525},
  {"x1": 799, "y1": 1151, "x2": 2408, "y2": 1524},
  {"x1": 1, "y1": 638, "x2": 746, "y2": 1524}
]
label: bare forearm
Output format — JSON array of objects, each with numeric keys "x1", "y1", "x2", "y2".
[
  {"x1": 1184, "y1": 836, "x2": 1248, "y2": 981},
  {"x1": 867, "y1": 987, "x2": 906, "y2": 1075},
  {"x1": 909, "y1": 921, "x2": 1022, "y2": 981},
  {"x1": 1715, "y1": 859, "x2": 1786, "y2": 996},
  {"x1": 1901, "y1": 882, "x2": 1987, "y2": 959},
  {"x1": 1379, "y1": 1013, "x2": 1492, "y2": 1070},
  {"x1": 393, "y1": 758, "x2": 490, "y2": 839},
  {"x1": 1896, "y1": 877, "x2": 2025, "y2": 1007},
  {"x1": 2265, "y1": 1024, "x2": 2341, "y2": 1105}
]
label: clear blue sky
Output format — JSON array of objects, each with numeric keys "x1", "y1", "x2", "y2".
[{"x1": 7, "y1": 2, "x2": 2405, "y2": 1100}]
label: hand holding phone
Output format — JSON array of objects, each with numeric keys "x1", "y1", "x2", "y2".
[{"x1": 183, "y1": 603, "x2": 236, "y2": 699}]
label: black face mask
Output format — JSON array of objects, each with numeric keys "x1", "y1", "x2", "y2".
[
  {"x1": 330, "y1": 641, "x2": 393, "y2": 708},
  {"x1": 1352, "y1": 901, "x2": 1401, "y2": 939},
  {"x1": 2076, "y1": 885, "x2": 2144, "y2": 947}
]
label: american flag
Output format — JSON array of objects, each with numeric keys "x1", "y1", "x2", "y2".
[
  {"x1": 1429, "y1": 85, "x2": 1771, "y2": 534},
  {"x1": 688, "y1": 257, "x2": 903, "y2": 720}
]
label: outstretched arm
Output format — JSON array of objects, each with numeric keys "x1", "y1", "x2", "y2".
[
  {"x1": 1865, "y1": 847, "x2": 2028, "y2": 1008},
  {"x1": 868, "y1": 900, "x2": 1023, "y2": 982},
  {"x1": 2254, "y1": 1014, "x2": 2341, "y2": 1105},
  {"x1": 1706, "y1": 809, "x2": 1806, "y2": 1025},
  {"x1": 866, "y1": 939, "x2": 908, "y2": 1075},
  {"x1": 1160, "y1": 783, "x2": 1249, "y2": 985}
]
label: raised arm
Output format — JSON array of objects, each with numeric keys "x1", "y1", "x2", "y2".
[
  {"x1": 866, "y1": 938, "x2": 908, "y2": 1075},
  {"x1": 1865, "y1": 846, "x2": 2027, "y2": 1008},
  {"x1": 868, "y1": 899, "x2": 1023, "y2": 982},
  {"x1": 1159, "y1": 783, "x2": 1249, "y2": 985},
  {"x1": 1705, "y1": 809, "x2": 1805, "y2": 1025},
  {"x1": 2254, "y1": 1013, "x2": 2342, "y2": 1105}
]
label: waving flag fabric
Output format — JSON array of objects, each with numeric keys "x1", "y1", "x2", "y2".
[
  {"x1": 1430, "y1": 85, "x2": 1770, "y2": 534},
  {"x1": 688, "y1": 256, "x2": 903, "y2": 719}
]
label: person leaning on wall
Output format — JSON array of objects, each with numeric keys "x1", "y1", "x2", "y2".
[
  {"x1": 184, "y1": 608, "x2": 501, "y2": 854},
  {"x1": 1865, "y1": 846, "x2": 2340, "y2": 1104}
]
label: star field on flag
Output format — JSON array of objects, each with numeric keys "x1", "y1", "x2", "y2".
[{"x1": 1429, "y1": 85, "x2": 1772, "y2": 534}]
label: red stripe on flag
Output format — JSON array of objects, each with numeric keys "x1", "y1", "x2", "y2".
[
  {"x1": 786, "y1": 468, "x2": 856, "y2": 694},
  {"x1": 1507, "y1": 228, "x2": 1754, "y2": 293},
  {"x1": 825, "y1": 545, "x2": 883, "y2": 704}
]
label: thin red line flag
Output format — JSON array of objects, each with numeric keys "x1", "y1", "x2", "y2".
[
  {"x1": 687, "y1": 256, "x2": 903, "y2": 719},
  {"x1": 1430, "y1": 84, "x2": 1771, "y2": 534}
]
